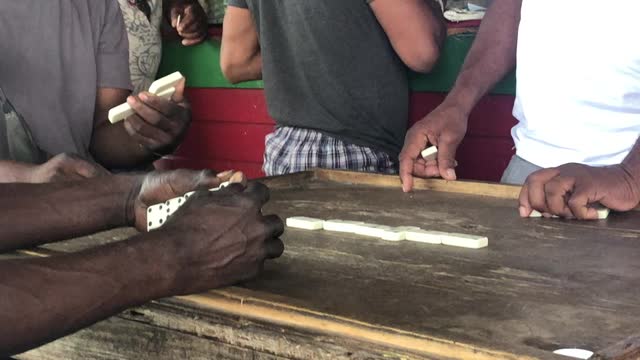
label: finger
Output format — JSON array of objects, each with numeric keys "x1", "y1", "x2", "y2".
[
  {"x1": 567, "y1": 185, "x2": 599, "y2": 220},
  {"x1": 123, "y1": 115, "x2": 173, "y2": 148},
  {"x1": 544, "y1": 177, "x2": 575, "y2": 218},
  {"x1": 436, "y1": 136, "x2": 460, "y2": 181},
  {"x1": 134, "y1": 93, "x2": 178, "y2": 129},
  {"x1": 261, "y1": 214, "x2": 285, "y2": 239},
  {"x1": 170, "y1": 6, "x2": 181, "y2": 28},
  {"x1": 264, "y1": 238, "x2": 285, "y2": 259},
  {"x1": 192, "y1": 169, "x2": 223, "y2": 189},
  {"x1": 518, "y1": 182, "x2": 533, "y2": 217},
  {"x1": 242, "y1": 182, "x2": 271, "y2": 207},
  {"x1": 177, "y1": 6, "x2": 193, "y2": 33},
  {"x1": 229, "y1": 171, "x2": 247, "y2": 186},
  {"x1": 219, "y1": 182, "x2": 245, "y2": 195},
  {"x1": 399, "y1": 128, "x2": 429, "y2": 193},
  {"x1": 520, "y1": 169, "x2": 558, "y2": 215},
  {"x1": 72, "y1": 159, "x2": 110, "y2": 178},
  {"x1": 182, "y1": 36, "x2": 206, "y2": 46}
]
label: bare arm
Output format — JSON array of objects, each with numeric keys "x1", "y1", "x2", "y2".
[
  {"x1": 399, "y1": 0, "x2": 523, "y2": 190},
  {"x1": 370, "y1": 0, "x2": 446, "y2": 73},
  {"x1": 440, "y1": 0, "x2": 522, "y2": 112},
  {"x1": 220, "y1": 6, "x2": 262, "y2": 84},
  {"x1": 0, "y1": 176, "x2": 135, "y2": 251},
  {"x1": 0, "y1": 171, "x2": 283, "y2": 355},
  {"x1": 90, "y1": 88, "x2": 157, "y2": 169},
  {"x1": 0, "y1": 234, "x2": 172, "y2": 355},
  {"x1": 91, "y1": 81, "x2": 192, "y2": 170}
]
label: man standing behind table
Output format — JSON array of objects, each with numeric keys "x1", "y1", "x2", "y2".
[
  {"x1": 221, "y1": 0, "x2": 445, "y2": 176},
  {"x1": 0, "y1": 0, "x2": 202, "y2": 183},
  {"x1": 399, "y1": 0, "x2": 640, "y2": 220}
]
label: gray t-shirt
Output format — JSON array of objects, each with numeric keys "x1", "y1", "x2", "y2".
[
  {"x1": 0, "y1": 0, "x2": 132, "y2": 159},
  {"x1": 228, "y1": 0, "x2": 409, "y2": 157}
]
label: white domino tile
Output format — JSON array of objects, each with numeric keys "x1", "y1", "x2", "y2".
[{"x1": 286, "y1": 217, "x2": 324, "y2": 230}]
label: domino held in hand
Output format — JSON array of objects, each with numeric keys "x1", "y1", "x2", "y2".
[
  {"x1": 146, "y1": 181, "x2": 230, "y2": 231},
  {"x1": 108, "y1": 71, "x2": 184, "y2": 124}
]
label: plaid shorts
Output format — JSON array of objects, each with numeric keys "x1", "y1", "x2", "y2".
[{"x1": 263, "y1": 127, "x2": 398, "y2": 176}]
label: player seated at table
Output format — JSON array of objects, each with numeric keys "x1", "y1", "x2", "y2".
[
  {"x1": 399, "y1": 0, "x2": 640, "y2": 220},
  {"x1": 220, "y1": 0, "x2": 446, "y2": 176},
  {"x1": 0, "y1": 1, "x2": 204, "y2": 183},
  {"x1": 0, "y1": 169, "x2": 284, "y2": 356}
]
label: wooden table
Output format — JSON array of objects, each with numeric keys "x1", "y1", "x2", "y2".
[{"x1": 13, "y1": 170, "x2": 640, "y2": 360}]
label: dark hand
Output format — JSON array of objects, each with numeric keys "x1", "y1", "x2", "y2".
[
  {"x1": 124, "y1": 78, "x2": 191, "y2": 155},
  {"x1": 519, "y1": 163, "x2": 640, "y2": 220},
  {"x1": 170, "y1": 1, "x2": 208, "y2": 46},
  {"x1": 29, "y1": 153, "x2": 110, "y2": 183},
  {"x1": 129, "y1": 169, "x2": 246, "y2": 231},
  {"x1": 399, "y1": 104, "x2": 467, "y2": 192},
  {"x1": 159, "y1": 182, "x2": 284, "y2": 295}
]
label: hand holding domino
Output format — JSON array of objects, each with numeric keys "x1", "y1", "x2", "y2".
[
  {"x1": 125, "y1": 169, "x2": 246, "y2": 231},
  {"x1": 109, "y1": 71, "x2": 185, "y2": 124}
]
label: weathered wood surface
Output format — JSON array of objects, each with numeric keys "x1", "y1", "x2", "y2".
[{"x1": 12, "y1": 171, "x2": 640, "y2": 359}]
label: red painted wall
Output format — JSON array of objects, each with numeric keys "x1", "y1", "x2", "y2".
[{"x1": 156, "y1": 88, "x2": 516, "y2": 181}]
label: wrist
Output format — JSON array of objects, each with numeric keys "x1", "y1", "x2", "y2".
[
  {"x1": 124, "y1": 231, "x2": 183, "y2": 298},
  {"x1": 440, "y1": 89, "x2": 477, "y2": 118},
  {"x1": 119, "y1": 175, "x2": 144, "y2": 227}
]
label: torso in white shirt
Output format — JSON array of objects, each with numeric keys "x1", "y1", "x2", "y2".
[{"x1": 512, "y1": 0, "x2": 640, "y2": 168}]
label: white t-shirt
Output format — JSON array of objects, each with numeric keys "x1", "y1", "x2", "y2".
[{"x1": 512, "y1": 1, "x2": 640, "y2": 168}]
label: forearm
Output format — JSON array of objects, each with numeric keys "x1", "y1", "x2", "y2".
[
  {"x1": 0, "y1": 234, "x2": 172, "y2": 356},
  {"x1": 0, "y1": 160, "x2": 35, "y2": 183},
  {"x1": 91, "y1": 123, "x2": 156, "y2": 169},
  {"x1": 443, "y1": 0, "x2": 522, "y2": 113},
  {"x1": 0, "y1": 175, "x2": 139, "y2": 251},
  {"x1": 222, "y1": 51, "x2": 263, "y2": 84}
]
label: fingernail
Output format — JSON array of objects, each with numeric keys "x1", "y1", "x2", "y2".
[
  {"x1": 230, "y1": 172, "x2": 245, "y2": 183},
  {"x1": 216, "y1": 170, "x2": 234, "y2": 178},
  {"x1": 139, "y1": 93, "x2": 148, "y2": 101},
  {"x1": 446, "y1": 169, "x2": 456, "y2": 180},
  {"x1": 519, "y1": 206, "x2": 527, "y2": 217},
  {"x1": 126, "y1": 96, "x2": 135, "y2": 104}
]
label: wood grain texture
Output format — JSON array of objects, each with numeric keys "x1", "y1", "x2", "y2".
[{"x1": 11, "y1": 170, "x2": 640, "y2": 359}]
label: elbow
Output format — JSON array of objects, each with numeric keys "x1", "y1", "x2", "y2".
[
  {"x1": 220, "y1": 56, "x2": 243, "y2": 84},
  {"x1": 402, "y1": 43, "x2": 441, "y2": 73}
]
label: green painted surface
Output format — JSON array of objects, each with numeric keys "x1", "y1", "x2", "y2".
[
  {"x1": 158, "y1": 33, "x2": 516, "y2": 95},
  {"x1": 409, "y1": 32, "x2": 516, "y2": 95},
  {"x1": 157, "y1": 39, "x2": 264, "y2": 89}
]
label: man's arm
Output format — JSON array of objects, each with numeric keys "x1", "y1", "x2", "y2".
[
  {"x1": 0, "y1": 235, "x2": 172, "y2": 355},
  {"x1": 90, "y1": 88, "x2": 157, "y2": 169},
  {"x1": 369, "y1": 0, "x2": 446, "y2": 73},
  {"x1": 90, "y1": 82, "x2": 192, "y2": 170},
  {"x1": 0, "y1": 171, "x2": 283, "y2": 355},
  {"x1": 220, "y1": 5, "x2": 262, "y2": 84},
  {"x1": 399, "y1": 0, "x2": 523, "y2": 191},
  {"x1": 519, "y1": 137, "x2": 640, "y2": 220},
  {"x1": 0, "y1": 154, "x2": 110, "y2": 184},
  {"x1": 0, "y1": 175, "x2": 135, "y2": 251}
]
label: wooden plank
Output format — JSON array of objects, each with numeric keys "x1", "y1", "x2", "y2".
[{"x1": 311, "y1": 169, "x2": 522, "y2": 199}]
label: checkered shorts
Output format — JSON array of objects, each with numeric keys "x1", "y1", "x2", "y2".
[{"x1": 263, "y1": 127, "x2": 398, "y2": 176}]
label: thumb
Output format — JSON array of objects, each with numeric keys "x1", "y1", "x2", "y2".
[
  {"x1": 71, "y1": 159, "x2": 110, "y2": 178},
  {"x1": 436, "y1": 137, "x2": 459, "y2": 181},
  {"x1": 171, "y1": 77, "x2": 187, "y2": 103}
]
